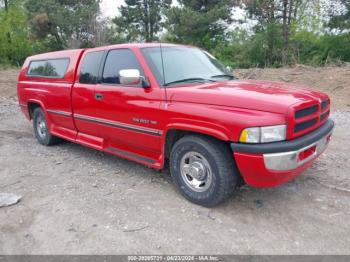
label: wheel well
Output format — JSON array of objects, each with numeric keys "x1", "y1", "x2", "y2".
[
  {"x1": 27, "y1": 102, "x2": 41, "y2": 119},
  {"x1": 164, "y1": 129, "x2": 231, "y2": 159},
  {"x1": 164, "y1": 130, "x2": 189, "y2": 159}
]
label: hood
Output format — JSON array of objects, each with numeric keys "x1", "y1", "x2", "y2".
[{"x1": 166, "y1": 80, "x2": 329, "y2": 114}]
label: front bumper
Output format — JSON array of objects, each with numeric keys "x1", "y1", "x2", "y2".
[{"x1": 231, "y1": 119, "x2": 334, "y2": 187}]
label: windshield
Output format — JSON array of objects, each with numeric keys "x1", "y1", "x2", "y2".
[{"x1": 141, "y1": 46, "x2": 233, "y2": 86}]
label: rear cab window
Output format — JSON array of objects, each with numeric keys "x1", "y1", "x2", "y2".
[{"x1": 27, "y1": 59, "x2": 69, "y2": 78}]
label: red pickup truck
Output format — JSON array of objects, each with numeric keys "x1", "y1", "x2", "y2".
[{"x1": 17, "y1": 43, "x2": 334, "y2": 206}]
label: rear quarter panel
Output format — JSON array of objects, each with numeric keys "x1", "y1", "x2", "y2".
[{"x1": 17, "y1": 49, "x2": 85, "y2": 135}]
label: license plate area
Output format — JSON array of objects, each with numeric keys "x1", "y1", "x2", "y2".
[{"x1": 297, "y1": 132, "x2": 331, "y2": 166}]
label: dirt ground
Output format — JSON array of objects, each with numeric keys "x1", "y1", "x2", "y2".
[
  {"x1": 0, "y1": 67, "x2": 350, "y2": 254},
  {"x1": 0, "y1": 69, "x2": 19, "y2": 101}
]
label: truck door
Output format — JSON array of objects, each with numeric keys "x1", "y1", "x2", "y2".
[
  {"x1": 72, "y1": 50, "x2": 106, "y2": 149},
  {"x1": 90, "y1": 48, "x2": 163, "y2": 162}
]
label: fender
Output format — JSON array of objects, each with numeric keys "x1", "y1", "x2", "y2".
[
  {"x1": 158, "y1": 119, "x2": 232, "y2": 168},
  {"x1": 27, "y1": 98, "x2": 47, "y2": 118},
  {"x1": 164, "y1": 121, "x2": 231, "y2": 142},
  {"x1": 25, "y1": 99, "x2": 57, "y2": 132}
]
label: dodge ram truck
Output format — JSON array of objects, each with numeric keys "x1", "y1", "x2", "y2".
[{"x1": 17, "y1": 43, "x2": 334, "y2": 206}]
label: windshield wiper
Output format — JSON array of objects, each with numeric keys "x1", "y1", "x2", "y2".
[
  {"x1": 163, "y1": 78, "x2": 216, "y2": 87},
  {"x1": 210, "y1": 74, "x2": 235, "y2": 80}
]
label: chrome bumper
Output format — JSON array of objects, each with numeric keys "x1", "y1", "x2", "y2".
[{"x1": 263, "y1": 132, "x2": 331, "y2": 171}]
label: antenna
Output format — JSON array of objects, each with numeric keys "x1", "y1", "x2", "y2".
[{"x1": 159, "y1": 41, "x2": 168, "y2": 107}]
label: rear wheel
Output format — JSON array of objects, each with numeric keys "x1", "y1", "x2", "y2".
[
  {"x1": 170, "y1": 135, "x2": 238, "y2": 207},
  {"x1": 33, "y1": 107, "x2": 60, "y2": 146}
]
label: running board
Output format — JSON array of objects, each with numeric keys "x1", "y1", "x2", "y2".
[{"x1": 105, "y1": 147, "x2": 156, "y2": 165}]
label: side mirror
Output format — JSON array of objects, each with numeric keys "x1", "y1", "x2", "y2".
[{"x1": 119, "y1": 69, "x2": 141, "y2": 85}]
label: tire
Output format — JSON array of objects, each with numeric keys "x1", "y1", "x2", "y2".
[
  {"x1": 170, "y1": 135, "x2": 238, "y2": 207},
  {"x1": 33, "y1": 107, "x2": 60, "y2": 146}
]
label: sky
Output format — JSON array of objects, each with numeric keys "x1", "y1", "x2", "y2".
[
  {"x1": 100, "y1": 0, "x2": 181, "y2": 18},
  {"x1": 100, "y1": 0, "x2": 124, "y2": 18}
]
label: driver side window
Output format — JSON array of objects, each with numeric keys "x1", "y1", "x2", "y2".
[{"x1": 102, "y1": 49, "x2": 143, "y2": 85}]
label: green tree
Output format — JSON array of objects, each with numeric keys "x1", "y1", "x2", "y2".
[
  {"x1": 113, "y1": 0, "x2": 172, "y2": 42},
  {"x1": 166, "y1": 0, "x2": 231, "y2": 50},
  {"x1": 0, "y1": 0, "x2": 32, "y2": 65},
  {"x1": 25, "y1": 0, "x2": 101, "y2": 49},
  {"x1": 2, "y1": 0, "x2": 11, "y2": 43},
  {"x1": 328, "y1": 0, "x2": 350, "y2": 31},
  {"x1": 243, "y1": 0, "x2": 305, "y2": 65}
]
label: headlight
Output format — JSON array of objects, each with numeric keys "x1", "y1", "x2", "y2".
[{"x1": 239, "y1": 125, "x2": 286, "y2": 143}]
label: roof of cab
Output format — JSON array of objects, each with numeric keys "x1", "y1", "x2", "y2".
[
  {"x1": 26, "y1": 43, "x2": 193, "y2": 60},
  {"x1": 84, "y1": 42, "x2": 194, "y2": 52}
]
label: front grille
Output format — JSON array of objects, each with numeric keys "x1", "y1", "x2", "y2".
[
  {"x1": 292, "y1": 99, "x2": 330, "y2": 136},
  {"x1": 295, "y1": 105, "x2": 318, "y2": 119},
  {"x1": 294, "y1": 118, "x2": 318, "y2": 133},
  {"x1": 321, "y1": 100, "x2": 329, "y2": 110},
  {"x1": 320, "y1": 111, "x2": 330, "y2": 122}
]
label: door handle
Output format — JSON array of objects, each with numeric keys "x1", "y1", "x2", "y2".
[{"x1": 95, "y1": 93, "x2": 103, "y2": 100}]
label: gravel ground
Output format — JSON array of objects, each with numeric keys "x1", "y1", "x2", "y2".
[{"x1": 0, "y1": 97, "x2": 350, "y2": 255}]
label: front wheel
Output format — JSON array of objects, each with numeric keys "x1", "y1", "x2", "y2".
[
  {"x1": 33, "y1": 107, "x2": 60, "y2": 146},
  {"x1": 170, "y1": 135, "x2": 238, "y2": 207}
]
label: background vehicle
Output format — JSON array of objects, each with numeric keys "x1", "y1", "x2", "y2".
[{"x1": 17, "y1": 43, "x2": 334, "y2": 206}]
